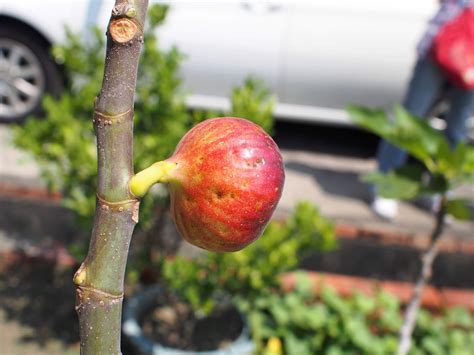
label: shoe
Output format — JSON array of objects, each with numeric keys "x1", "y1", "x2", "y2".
[
  {"x1": 371, "y1": 197, "x2": 398, "y2": 220},
  {"x1": 414, "y1": 194, "x2": 440, "y2": 214}
]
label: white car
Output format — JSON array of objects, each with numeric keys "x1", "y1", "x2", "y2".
[{"x1": 0, "y1": 0, "x2": 437, "y2": 124}]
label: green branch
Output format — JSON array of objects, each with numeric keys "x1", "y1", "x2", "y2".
[
  {"x1": 73, "y1": 1, "x2": 149, "y2": 354},
  {"x1": 397, "y1": 196, "x2": 447, "y2": 355}
]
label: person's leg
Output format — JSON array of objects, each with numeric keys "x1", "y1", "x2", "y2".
[
  {"x1": 421, "y1": 87, "x2": 474, "y2": 217},
  {"x1": 377, "y1": 57, "x2": 445, "y2": 173},
  {"x1": 372, "y1": 57, "x2": 445, "y2": 219},
  {"x1": 444, "y1": 86, "x2": 474, "y2": 147}
]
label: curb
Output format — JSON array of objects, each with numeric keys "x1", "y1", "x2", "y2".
[
  {"x1": 281, "y1": 271, "x2": 474, "y2": 312},
  {"x1": 335, "y1": 224, "x2": 474, "y2": 254},
  {"x1": 0, "y1": 248, "x2": 77, "y2": 270},
  {"x1": 0, "y1": 183, "x2": 61, "y2": 201}
]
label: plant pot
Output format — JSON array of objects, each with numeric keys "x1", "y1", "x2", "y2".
[{"x1": 122, "y1": 285, "x2": 254, "y2": 355}]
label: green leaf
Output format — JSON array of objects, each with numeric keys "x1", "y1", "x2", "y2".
[
  {"x1": 326, "y1": 345, "x2": 345, "y2": 355},
  {"x1": 284, "y1": 333, "x2": 313, "y2": 355},
  {"x1": 446, "y1": 199, "x2": 473, "y2": 221},
  {"x1": 147, "y1": 3, "x2": 168, "y2": 27},
  {"x1": 348, "y1": 105, "x2": 450, "y2": 170},
  {"x1": 347, "y1": 105, "x2": 392, "y2": 138},
  {"x1": 270, "y1": 302, "x2": 291, "y2": 326},
  {"x1": 392, "y1": 106, "x2": 446, "y2": 161},
  {"x1": 446, "y1": 307, "x2": 473, "y2": 327},
  {"x1": 363, "y1": 171, "x2": 421, "y2": 199},
  {"x1": 421, "y1": 336, "x2": 445, "y2": 355},
  {"x1": 419, "y1": 173, "x2": 449, "y2": 195},
  {"x1": 294, "y1": 272, "x2": 314, "y2": 299},
  {"x1": 305, "y1": 304, "x2": 328, "y2": 330},
  {"x1": 352, "y1": 292, "x2": 376, "y2": 314}
]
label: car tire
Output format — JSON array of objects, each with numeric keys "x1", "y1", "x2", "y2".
[{"x1": 0, "y1": 23, "x2": 63, "y2": 123}]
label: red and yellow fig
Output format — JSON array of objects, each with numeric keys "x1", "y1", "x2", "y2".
[{"x1": 130, "y1": 117, "x2": 285, "y2": 252}]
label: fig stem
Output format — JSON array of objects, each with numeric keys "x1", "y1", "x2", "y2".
[{"x1": 129, "y1": 160, "x2": 177, "y2": 198}]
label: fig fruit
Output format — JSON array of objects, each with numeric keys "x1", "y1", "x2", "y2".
[{"x1": 130, "y1": 117, "x2": 285, "y2": 252}]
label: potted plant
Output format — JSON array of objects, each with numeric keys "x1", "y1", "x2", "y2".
[{"x1": 123, "y1": 284, "x2": 254, "y2": 354}]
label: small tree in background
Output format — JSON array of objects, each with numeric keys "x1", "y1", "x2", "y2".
[{"x1": 348, "y1": 105, "x2": 474, "y2": 355}]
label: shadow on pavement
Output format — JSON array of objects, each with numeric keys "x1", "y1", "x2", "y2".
[
  {"x1": 0, "y1": 196, "x2": 83, "y2": 249},
  {"x1": 284, "y1": 160, "x2": 372, "y2": 201},
  {"x1": 0, "y1": 256, "x2": 79, "y2": 347},
  {"x1": 274, "y1": 121, "x2": 379, "y2": 158},
  {"x1": 0, "y1": 196, "x2": 84, "y2": 349},
  {"x1": 301, "y1": 238, "x2": 474, "y2": 288}
]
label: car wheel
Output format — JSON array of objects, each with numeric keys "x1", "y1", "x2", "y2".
[{"x1": 0, "y1": 23, "x2": 63, "y2": 123}]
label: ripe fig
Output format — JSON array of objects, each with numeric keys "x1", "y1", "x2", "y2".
[{"x1": 130, "y1": 117, "x2": 285, "y2": 252}]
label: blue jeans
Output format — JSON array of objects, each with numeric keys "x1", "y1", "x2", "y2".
[{"x1": 377, "y1": 57, "x2": 474, "y2": 174}]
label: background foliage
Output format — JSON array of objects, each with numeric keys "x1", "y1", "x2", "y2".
[{"x1": 250, "y1": 273, "x2": 474, "y2": 355}]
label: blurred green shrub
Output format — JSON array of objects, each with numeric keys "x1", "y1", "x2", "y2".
[
  {"x1": 162, "y1": 202, "x2": 337, "y2": 314},
  {"x1": 191, "y1": 75, "x2": 274, "y2": 134},
  {"x1": 249, "y1": 273, "x2": 474, "y2": 355},
  {"x1": 12, "y1": 4, "x2": 276, "y2": 235},
  {"x1": 229, "y1": 76, "x2": 274, "y2": 134}
]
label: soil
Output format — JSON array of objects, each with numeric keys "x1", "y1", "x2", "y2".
[{"x1": 140, "y1": 292, "x2": 244, "y2": 352}]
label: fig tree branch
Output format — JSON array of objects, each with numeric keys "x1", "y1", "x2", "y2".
[
  {"x1": 397, "y1": 196, "x2": 447, "y2": 355},
  {"x1": 72, "y1": 1, "x2": 149, "y2": 354}
]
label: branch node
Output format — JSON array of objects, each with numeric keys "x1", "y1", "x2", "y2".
[
  {"x1": 125, "y1": 6, "x2": 137, "y2": 18},
  {"x1": 97, "y1": 193, "x2": 139, "y2": 213},
  {"x1": 93, "y1": 108, "x2": 133, "y2": 127},
  {"x1": 77, "y1": 285, "x2": 124, "y2": 301},
  {"x1": 74, "y1": 263, "x2": 88, "y2": 286},
  {"x1": 112, "y1": 1, "x2": 137, "y2": 18}
]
